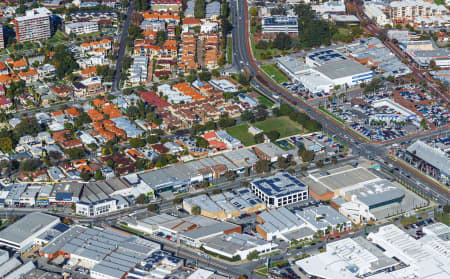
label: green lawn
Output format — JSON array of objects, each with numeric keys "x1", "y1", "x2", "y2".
[
  {"x1": 257, "y1": 94, "x2": 274, "y2": 107},
  {"x1": 227, "y1": 124, "x2": 255, "y2": 146},
  {"x1": 77, "y1": 31, "x2": 102, "y2": 38},
  {"x1": 46, "y1": 31, "x2": 68, "y2": 46},
  {"x1": 261, "y1": 63, "x2": 289, "y2": 84},
  {"x1": 227, "y1": 37, "x2": 232, "y2": 64},
  {"x1": 228, "y1": 117, "x2": 304, "y2": 146},
  {"x1": 254, "y1": 116, "x2": 303, "y2": 138},
  {"x1": 435, "y1": 212, "x2": 450, "y2": 225},
  {"x1": 251, "y1": 37, "x2": 282, "y2": 60}
]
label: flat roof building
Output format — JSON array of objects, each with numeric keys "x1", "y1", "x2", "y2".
[
  {"x1": 297, "y1": 237, "x2": 398, "y2": 278},
  {"x1": 14, "y1": 8, "x2": 52, "y2": 43},
  {"x1": 262, "y1": 15, "x2": 298, "y2": 34},
  {"x1": 251, "y1": 172, "x2": 308, "y2": 208},
  {"x1": 296, "y1": 205, "x2": 351, "y2": 233},
  {"x1": 0, "y1": 212, "x2": 60, "y2": 251},
  {"x1": 201, "y1": 232, "x2": 278, "y2": 260}
]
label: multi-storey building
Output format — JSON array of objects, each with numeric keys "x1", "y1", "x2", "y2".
[
  {"x1": 65, "y1": 22, "x2": 99, "y2": 35},
  {"x1": 261, "y1": 15, "x2": 298, "y2": 35},
  {"x1": 13, "y1": 7, "x2": 52, "y2": 43},
  {"x1": 389, "y1": 0, "x2": 448, "y2": 23},
  {"x1": 0, "y1": 27, "x2": 4, "y2": 49}
]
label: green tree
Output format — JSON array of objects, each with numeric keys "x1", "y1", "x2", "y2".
[
  {"x1": 273, "y1": 33, "x2": 292, "y2": 50},
  {"x1": 136, "y1": 194, "x2": 147, "y2": 204},
  {"x1": 265, "y1": 130, "x2": 280, "y2": 142},
  {"x1": 196, "y1": 137, "x2": 209, "y2": 148},
  {"x1": 94, "y1": 169, "x2": 105, "y2": 180},
  {"x1": 80, "y1": 171, "x2": 92, "y2": 182},
  {"x1": 191, "y1": 205, "x2": 201, "y2": 215},
  {"x1": 130, "y1": 138, "x2": 146, "y2": 148},
  {"x1": 173, "y1": 197, "x2": 183, "y2": 204},
  {"x1": 65, "y1": 148, "x2": 86, "y2": 160},
  {"x1": 194, "y1": 0, "x2": 205, "y2": 18},
  {"x1": 224, "y1": 170, "x2": 237, "y2": 181},
  {"x1": 147, "y1": 135, "x2": 160, "y2": 144},
  {"x1": 148, "y1": 203, "x2": 159, "y2": 212},
  {"x1": 13, "y1": 118, "x2": 42, "y2": 138},
  {"x1": 299, "y1": 150, "x2": 315, "y2": 162},
  {"x1": 255, "y1": 159, "x2": 270, "y2": 173},
  {"x1": 246, "y1": 250, "x2": 259, "y2": 260},
  {"x1": 198, "y1": 71, "x2": 212, "y2": 81},
  {"x1": 19, "y1": 159, "x2": 41, "y2": 172},
  {"x1": 0, "y1": 138, "x2": 12, "y2": 152},
  {"x1": 254, "y1": 133, "x2": 265, "y2": 144}
]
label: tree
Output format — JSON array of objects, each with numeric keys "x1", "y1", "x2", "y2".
[
  {"x1": 271, "y1": 5, "x2": 286, "y2": 16},
  {"x1": 0, "y1": 138, "x2": 12, "y2": 152},
  {"x1": 443, "y1": 205, "x2": 450, "y2": 214},
  {"x1": 198, "y1": 71, "x2": 212, "y2": 81},
  {"x1": 130, "y1": 138, "x2": 146, "y2": 148},
  {"x1": 147, "y1": 135, "x2": 160, "y2": 144},
  {"x1": 65, "y1": 148, "x2": 86, "y2": 160},
  {"x1": 429, "y1": 60, "x2": 438, "y2": 70},
  {"x1": 13, "y1": 118, "x2": 42, "y2": 138},
  {"x1": 173, "y1": 197, "x2": 183, "y2": 204},
  {"x1": 255, "y1": 159, "x2": 270, "y2": 173},
  {"x1": 212, "y1": 189, "x2": 221, "y2": 195},
  {"x1": 136, "y1": 194, "x2": 147, "y2": 204},
  {"x1": 254, "y1": 133, "x2": 265, "y2": 144},
  {"x1": 194, "y1": 0, "x2": 205, "y2": 18},
  {"x1": 265, "y1": 130, "x2": 280, "y2": 142},
  {"x1": 196, "y1": 137, "x2": 209, "y2": 148},
  {"x1": 241, "y1": 110, "x2": 254, "y2": 121},
  {"x1": 279, "y1": 104, "x2": 294, "y2": 116},
  {"x1": 273, "y1": 33, "x2": 292, "y2": 50},
  {"x1": 255, "y1": 40, "x2": 269, "y2": 50},
  {"x1": 316, "y1": 161, "x2": 324, "y2": 168},
  {"x1": 191, "y1": 205, "x2": 201, "y2": 215},
  {"x1": 246, "y1": 250, "x2": 259, "y2": 260},
  {"x1": 299, "y1": 150, "x2": 315, "y2": 162},
  {"x1": 224, "y1": 170, "x2": 237, "y2": 181},
  {"x1": 80, "y1": 171, "x2": 91, "y2": 182},
  {"x1": 19, "y1": 159, "x2": 41, "y2": 172},
  {"x1": 277, "y1": 156, "x2": 289, "y2": 169},
  {"x1": 249, "y1": 7, "x2": 258, "y2": 17},
  {"x1": 51, "y1": 44, "x2": 78, "y2": 79},
  {"x1": 148, "y1": 203, "x2": 159, "y2": 212},
  {"x1": 94, "y1": 169, "x2": 105, "y2": 180}
]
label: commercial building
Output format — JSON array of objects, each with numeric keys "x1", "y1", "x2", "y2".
[
  {"x1": 253, "y1": 142, "x2": 287, "y2": 163},
  {"x1": 368, "y1": 224, "x2": 450, "y2": 278},
  {"x1": 201, "y1": 232, "x2": 278, "y2": 259},
  {"x1": 297, "y1": 237, "x2": 398, "y2": 278},
  {"x1": 296, "y1": 205, "x2": 351, "y2": 234},
  {"x1": 13, "y1": 7, "x2": 52, "y2": 43},
  {"x1": 0, "y1": 212, "x2": 60, "y2": 251},
  {"x1": 251, "y1": 172, "x2": 308, "y2": 208},
  {"x1": 39, "y1": 225, "x2": 162, "y2": 279},
  {"x1": 399, "y1": 140, "x2": 450, "y2": 184},
  {"x1": 209, "y1": 79, "x2": 238, "y2": 92},
  {"x1": 423, "y1": 222, "x2": 450, "y2": 241},
  {"x1": 256, "y1": 207, "x2": 314, "y2": 241},
  {"x1": 261, "y1": 16, "x2": 298, "y2": 35},
  {"x1": 65, "y1": 22, "x2": 99, "y2": 35},
  {"x1": 128, "y1": 214, "x2": 241, "y2": 248},
  {"x1": 183, "y1": 188, "x2": 266, "y2": 220},
  {"x1": 75, "y1": 198, "x2": 118, "y2": 217}
]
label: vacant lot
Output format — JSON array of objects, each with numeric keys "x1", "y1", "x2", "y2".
[
  {"x1": 254, "y1": 116, "x2": 303, "y2": 138},
  {"x1": 227, "y1": 124, "x2": 255, "y2": 146},
  {"x1": 261, "y1": 63, "x2": 289, "y2": 84},
  {"x1": 227, "y1": 117, "x2": 304, "y2": 146}
]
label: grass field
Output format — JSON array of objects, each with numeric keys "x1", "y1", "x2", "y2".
[
  {"x1": 227, "y1": 124, "x2": 255, "y2": 146},
  {"x1": 227, "y1": 117, "x2": 304, "y2": 146},
  {"x1": 46, "y1": 31, "x2": 68, "y2": 46},
  {"x1": 250, "y1": 37, "x2": 282, "y2": 60},
  {"x1": 261, "y1": 63, "x2": 289, "y2": 84},
  {"x1": 227, "y1": 37, "x2": 232, "y2": 64},
  {"x1": 254, "y1": 116, "x2": 303, "y2": 138},
  {"x1": 258, "y1": 94, "x2": 274, "y2": 107}
]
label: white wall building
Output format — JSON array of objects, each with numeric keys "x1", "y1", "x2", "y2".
[
  {"x1": 76, "y1": 198, "x2": 117, "y2": 217},
  {"x1": 364, "y1": 4, "x2": 392, "y2": 26},
  {"x1": 65, "y1": 22, "x2": 99, "y2": 35},
  {"x1": 261, "y1": 15, "x2": 298, "y2": 34}
]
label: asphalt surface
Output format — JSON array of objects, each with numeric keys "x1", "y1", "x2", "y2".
[
  {"x1": 112, "y1": 1, "x2": 134, "y2": 91},
  {"x1": 231, "y1": 0, "x2": 449, "y2": 205}
]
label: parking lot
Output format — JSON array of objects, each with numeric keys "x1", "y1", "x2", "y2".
[{"x1": 281, "y1": 81, "x2": 331, "y2": 100}]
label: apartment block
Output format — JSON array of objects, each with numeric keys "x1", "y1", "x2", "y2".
[{"x1": 14, "y1": 8, "x2": 52, "y2": 43}]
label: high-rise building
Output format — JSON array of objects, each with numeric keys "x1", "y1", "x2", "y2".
[
  {"x1": 0, "y1": 26, "x2": 4, "y2": 49},
  {"x1": 13, "y1": 7, "x2": 52, "y2": 43}
]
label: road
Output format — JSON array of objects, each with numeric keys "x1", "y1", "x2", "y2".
[
  {"x1": 231, "y1": 0, "x2": 449, "y2": 205},
  {"x1": 112, "y1": 0, "x2": 134, "y2": 91}
]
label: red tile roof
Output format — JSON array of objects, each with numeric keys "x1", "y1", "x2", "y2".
[{"x1": 138, "y1": 91, "x2": 170, "y2": 108}]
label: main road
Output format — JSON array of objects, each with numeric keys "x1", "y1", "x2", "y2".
[
  {"x1": 230, "y1": 0, "x2": 449, "y2": 204},
  {"x1": 112, "y1": 0, "x2": 135, "y2": 91}
]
